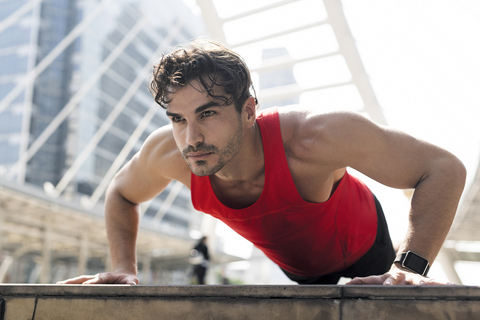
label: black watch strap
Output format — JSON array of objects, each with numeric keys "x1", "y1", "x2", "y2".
[{"x1": 394, "y1": 251, "x2": 430, "y2": 276}]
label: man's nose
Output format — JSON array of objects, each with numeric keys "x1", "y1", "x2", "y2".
[{"x1": 185, "y1": 123, "x2": 204, "y2": 146}]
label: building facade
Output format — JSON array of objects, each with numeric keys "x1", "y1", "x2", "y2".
[
  {"x1": 0, "y1": 0, "x2": 206, "y2": 235},
  {"x1": 0, "y1": 0, "x2": 208, "y2": 283}
]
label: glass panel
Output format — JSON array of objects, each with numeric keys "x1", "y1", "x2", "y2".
[
  {"x1": 212, "y1": 0, "x2": 283, "y2": 19},
  {"x1": 223, "y1": 0, "x2": 327, "y2": 45},
  {"x1": 234, "y1": 24, "x2": 338, "y2": 69},
  {"x1": 300, "y1": 84, "x2": 364, "y2": 112},
  {"x1": 293, "y1": 54, "x2": 351, "y2": 88}
]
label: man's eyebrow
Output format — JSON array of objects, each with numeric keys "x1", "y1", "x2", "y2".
[
  {"x1": 166, "y1": 101, "x2": 224, "y2": 118},
  {"x1": 165, "y1": 110, "x2": 181, "y2": 118},
  {"x1": 194, "y1": 101, "x2": 223, "y2": 114}
]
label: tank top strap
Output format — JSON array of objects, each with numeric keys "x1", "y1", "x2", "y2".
[{"x1": 256, "y1": 107, "x2": 304, "y2": 202}]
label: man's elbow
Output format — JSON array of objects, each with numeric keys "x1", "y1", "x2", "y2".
[
  {"x1": 442, "y1": 154, "x2": 467, "y2": 193},
  {"x1": 105, "y1": 178, "x2": 120, "y2": 199},
  {"x1": 105, "y1": 177, "x2": 137, "y2": 206}
]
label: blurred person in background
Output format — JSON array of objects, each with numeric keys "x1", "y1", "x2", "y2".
[{"x1": 189, "y1": 236, "x2": 210, "y2": 285}]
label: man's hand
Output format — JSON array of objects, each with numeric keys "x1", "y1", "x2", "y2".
[
  {"x1": 56, "y1": 269, "x2": 139, "y2": 285},
  {"x1": 345, "y1": 264, "x2": 455, "y2": 285}
]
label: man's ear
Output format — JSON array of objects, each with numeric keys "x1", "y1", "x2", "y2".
[{"x1": 244, "y1": 97, "x2": 257, "y2": 127}]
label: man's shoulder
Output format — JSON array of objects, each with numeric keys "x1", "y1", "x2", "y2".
[
  {"x1": 277, "y1": 106, "x2": 366, "y2": 141},
  {"x1": 138, "y1": 125, "x2": 189, "y2": 180},
  {"x1": 277, "y1": 105, "x2": 367, "y2": 123},
  {"x1": 143, "y1": 125, "x2": 176, "y2": 154},
  {"x1": 276, "y1": 106, "x2": 374, "y2": 163},
  {"x1": 112, "y1": 124, "x2": 190, "y2": 203}
]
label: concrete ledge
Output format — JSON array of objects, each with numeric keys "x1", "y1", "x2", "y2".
[{"x1": 0, "y1": 285, "x2": 479, "y2": 319}]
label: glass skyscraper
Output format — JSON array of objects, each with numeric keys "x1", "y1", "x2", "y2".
[{"x1": 0, "y1": 0, "x2": 206, "y2": 246}]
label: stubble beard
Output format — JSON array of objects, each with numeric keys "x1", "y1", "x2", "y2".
[{"x1": 182, "y1": 121, "x2": 244, "y2": 177}]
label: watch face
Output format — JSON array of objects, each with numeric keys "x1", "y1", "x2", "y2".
[{"x1": 404, "y1": 252, "x2": 428, "y2": 274}]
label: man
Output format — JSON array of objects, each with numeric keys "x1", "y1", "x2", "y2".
[
  {"x1": 58, "y1": 39, "x2": 466, "y2": 286},
  {"x1": 190, "y1": 236, "x2": 210, "y2": 284}
]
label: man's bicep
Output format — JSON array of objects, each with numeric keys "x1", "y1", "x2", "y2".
[
  {"x1": 317, "y1": 112, "x2": 439, "y2": 189},
  {"x1": 112, "y1": 125, "x2": 188, "y2": 204},
  {"x1": 112, "y1": 153, "x2": 173, "y2": 205},
  {"x1": 341, "y1": 116, "x2": 450, "y2": 189}
]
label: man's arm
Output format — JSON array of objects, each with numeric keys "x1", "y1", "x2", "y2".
[
  {"x1": 292, "y1": 110, "x2": 466, "y2": 285},
  {"x1": 58, "y1": 125, "x2": 189, "y2": 284},
  {"x1": 56, "y1": 180, "x2": 143, "y2": 285}
]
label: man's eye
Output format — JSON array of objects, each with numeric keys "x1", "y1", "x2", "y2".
[
  {"x1": 171, "y1": 117, "x2": 184, "y2": 123},
  {"x1": 202, "y1": 110, "x2": 215, "y2": 117}
]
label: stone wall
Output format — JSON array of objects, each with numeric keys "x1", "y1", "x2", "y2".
[{"x1": 0, "y1": 284, "x2": 479, "y2": 319}]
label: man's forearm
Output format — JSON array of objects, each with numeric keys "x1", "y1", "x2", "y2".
[
  {"x1": 397, "y1": 156, "x2": 466, "y2": 264},
  {"x1": 104, "y1": 185, "x2": 140, "y2": 275}
]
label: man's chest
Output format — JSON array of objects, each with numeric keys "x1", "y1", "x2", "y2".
[
  {"x1": 207, "y1": 164, "x2": 344, "y2": 208},
  {"x1": 286, "y1": 157, "x2": 345, "y2": 203},
  {"x1": 209, "y1": 176, "x2": 265, "y2": 209}
]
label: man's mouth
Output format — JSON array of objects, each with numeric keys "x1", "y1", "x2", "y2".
[
  {"x1": 187, "y1": 152, "x2": 213, "y2": 160},
  {"x1": 183, "y1": 144, "x2": 217, "y2": 160}
]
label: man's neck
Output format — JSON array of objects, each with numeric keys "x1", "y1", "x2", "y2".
[
  {"x1": 212, "y1": 122, "x2": 264, "y2": 185},
  {"x1": 209, "y1": 123, "x2": 265, "y2": 209}
]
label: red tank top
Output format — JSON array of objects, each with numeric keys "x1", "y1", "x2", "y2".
[{"x1": 191, "y1": 107, "x2": 377, "y2": 276}]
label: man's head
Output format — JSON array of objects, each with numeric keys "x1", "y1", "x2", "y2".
[{"x1": 148, "y1": 39, "x2": 257, "y2": 113}]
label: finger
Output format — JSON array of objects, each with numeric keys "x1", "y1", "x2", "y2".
[
  {"x1": 56, "y1": 275, "x2": 96, "y2": 284},
  {"x1": 83, "y1": 273, "x2": 139, "y2": 285},
  {"x1": 346, "y1": 275, "x2": 387, "y2": 285},
  {"x1": 345, "y1": 277, "x2": 365, "y2": 285},
  {"x1": 83, "y1": 273, "x2": 109, "y2": 284},
  {"x1": 417, "y1": 277, "x2": 453, "y2": 286},
  {"x1": 383, "y1": 276, "x2": 395, "y2": 285},
  {"x1": 120, "y1": 275, "x2": 139, "y2": 285},
  {"x1": 385, "y1": 273, "x2": 441, "y2": 285},
  {"x1": 83, "y1": 278, "x2": 102, "y2": 284},
  {"x1": 345, "y1": 277, "x2": 362, "y2": 285},
  {"x1": 383, "y1": 272, "x2": 406, "y2": 285}
]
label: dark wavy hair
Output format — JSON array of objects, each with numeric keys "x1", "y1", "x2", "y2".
[{"x1": 148, "y1": 39, "x2": 257, "y2": 113}]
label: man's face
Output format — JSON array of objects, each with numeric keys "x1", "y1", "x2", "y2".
[{"x1": 166, "y1": 80, "x2": 244, "y2": 176}]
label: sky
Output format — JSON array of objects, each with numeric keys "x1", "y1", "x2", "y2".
[
  {"x1": 186, "y1": 0, "x2": 480, "y2": 284},
  {"x1": 341, "y1": 0, "x2": 480, "y2": 283},
  {"x1": 342, "y1": 0, "x2": 480, "y2": 177},
  {"x1": 340, "y1": 0, "x2": 480, "y2": 245}
]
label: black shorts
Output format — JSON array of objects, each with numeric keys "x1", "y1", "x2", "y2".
[{"x1": 282, "y1": 194, "x2": 396, "y2": 284}]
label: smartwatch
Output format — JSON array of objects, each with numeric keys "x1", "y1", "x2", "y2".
[{"x1": 394, "y1": 251, "x2": 430, "y2": 276}]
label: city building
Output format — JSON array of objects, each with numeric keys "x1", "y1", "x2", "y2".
[
  {"x1": 0, "y1": 0, "x2": 211, "y2": 283},
  {"x1": 258, "y1": 47, "x2": 300, "y2": 110}
]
